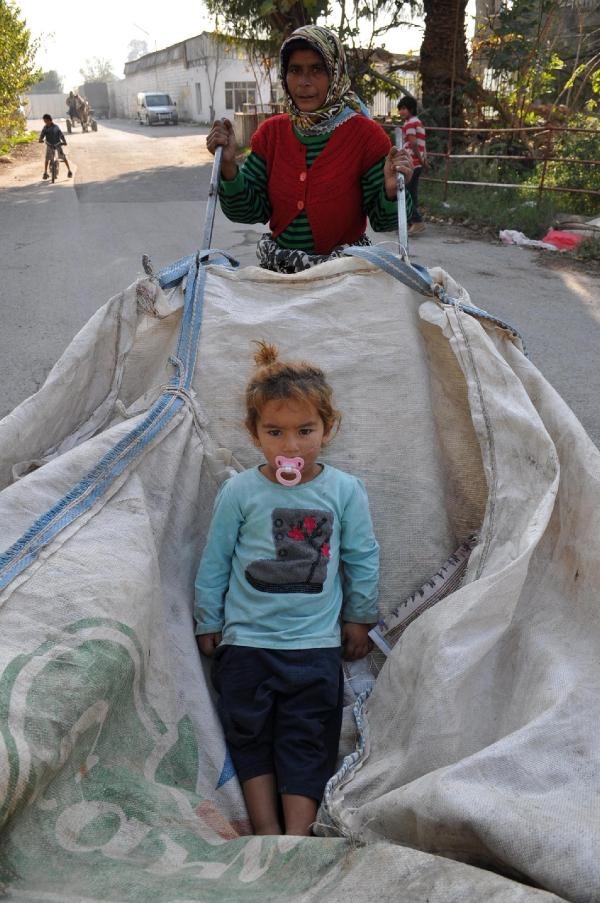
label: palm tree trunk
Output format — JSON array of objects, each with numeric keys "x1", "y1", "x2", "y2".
[{"x1": 420, "y1": 0, "x2": 472, "y2": 139}]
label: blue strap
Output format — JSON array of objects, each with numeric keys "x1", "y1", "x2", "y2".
[
  {"x1": 343, "y1": 245, "x2": 525, "y2": 347},
  {"x1": 1, "y1": 249, "x2": 236, "y2": 589}
]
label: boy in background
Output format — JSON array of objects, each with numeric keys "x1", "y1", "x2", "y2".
[
  {"x1": 39, "y1": 114, "x2": 72, "y2": 180},
  {"x1": 397, "y1": 96, "x2": 426, "y2": 235}
]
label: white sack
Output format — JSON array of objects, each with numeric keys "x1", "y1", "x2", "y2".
[{"x1": 0, "y1": 252, "x2": 597, "y2": 902}]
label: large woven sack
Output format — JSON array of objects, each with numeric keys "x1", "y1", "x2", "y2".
[{"x1": 0, "y1": 251, "x2": 597, "y2": 902}]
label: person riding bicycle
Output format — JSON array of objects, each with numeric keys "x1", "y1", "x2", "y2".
[{"x1": 39, "y1": 114, "x2": 72, "y2": 180}]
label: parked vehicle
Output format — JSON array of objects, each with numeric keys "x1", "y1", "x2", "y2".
[
  {"x1": 136, "y1": 92, "x2": 178, "y2": 126},
  {"x1": 79, "y1": 82, "x2": 110, "y2": 119}
]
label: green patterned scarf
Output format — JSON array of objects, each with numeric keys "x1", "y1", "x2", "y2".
[{"x1": 280, "y1": 25, "x2": 366, "y2": 136}]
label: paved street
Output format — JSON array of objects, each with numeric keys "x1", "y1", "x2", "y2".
[{"x1": 1, "y1": 118, "x2": 598, "y2": 446}]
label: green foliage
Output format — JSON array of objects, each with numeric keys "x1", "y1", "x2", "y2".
[
  {"x1": 205, "y1": 0, "x2": 327, "y2": 48},
  {"x1": 29, "y1": 69, "x2": 63, "y2": 93},
  {"x1": 0, "y1": 0, "x2": 41, "y2": 147},
  {"x1": 79, "y1": 57, "x2": 115, "y2": 83},
  {"x1": 205, "y1": 0, "x2": 417, "y2": 96},
  {"x1": 573, "y1": 236, "x2": 600, "y2": 262},
  {"x1": 0, "y1": 122, "x2": 36, "y2": 156},
  {"x1": 533, "y1": 114, "x2": 600, "y2": 216},
  {"x1": 423, "y1": 154, "x2": 598, "y2": 238},
  {"x1": 425, "y1": 180, "x2": 560, "y2": 236},
  {"x1": 475, "y1": 0, "x2": 599, "y2": 123}
]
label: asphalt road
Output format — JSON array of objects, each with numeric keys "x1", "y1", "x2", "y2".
[{"x1": 1, "y1": 118, "x2": 599, "y2": 447}]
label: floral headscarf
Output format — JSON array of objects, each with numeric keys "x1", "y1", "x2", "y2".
[{"x1": 280, "y1": 25, "x2": 366, "y2": 136}]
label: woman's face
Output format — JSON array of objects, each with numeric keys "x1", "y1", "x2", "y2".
[{"x1": 285, "y1": 48, "x2": 330, "y2": 112}]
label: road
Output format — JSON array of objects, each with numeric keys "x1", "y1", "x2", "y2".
[{"x1": 1, "y1": 118, "x2": 599, "y2": 447}]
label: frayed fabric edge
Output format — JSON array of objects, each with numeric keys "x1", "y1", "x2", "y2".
[{"x1": 315, "y1": 687, "x2": 372, "y2": 839}]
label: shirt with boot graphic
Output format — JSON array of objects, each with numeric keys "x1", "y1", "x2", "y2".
[{"x1": 194, "y1": 465, "x2": 379, "y2": 650}]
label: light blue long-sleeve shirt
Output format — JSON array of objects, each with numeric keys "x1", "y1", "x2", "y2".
[{"x1": 194, "y1": 465, "x2": 379, "y2": 650}]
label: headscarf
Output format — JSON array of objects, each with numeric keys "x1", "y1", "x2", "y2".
[{"x1": 279, "y1": 25, "x2": 366, "y2": 136}]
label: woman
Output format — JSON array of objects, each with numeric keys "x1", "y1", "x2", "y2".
[{"x1": 206, "y1": 25, "x2": 414, "y2": 273}]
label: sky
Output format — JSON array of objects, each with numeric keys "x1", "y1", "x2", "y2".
[
  {"x1": 16, "y1": 0, "x2": 443, "y2": 92},
  {"x1": 17, "y1": 0, "x2": 215, "y2": 90}
]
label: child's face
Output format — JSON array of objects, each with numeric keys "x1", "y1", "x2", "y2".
[
  {"x1": 397, "y1": 106, "x2": 410, "y2": 121},
  {"x1": 253, "y1": 398, "x2": 330, "y2": 483}
]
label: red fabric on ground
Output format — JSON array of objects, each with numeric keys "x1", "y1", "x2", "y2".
[{"x1": 541, "y1": 228, "x2": 585, "y2": 250}]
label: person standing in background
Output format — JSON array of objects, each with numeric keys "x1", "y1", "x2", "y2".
[{"x1": 397, "y1": 96, "x2": 427, "y2": 235}]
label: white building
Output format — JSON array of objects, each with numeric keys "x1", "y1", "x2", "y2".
[{"x1": 109, "y1": 32, "x2": 274, "y2": 124}]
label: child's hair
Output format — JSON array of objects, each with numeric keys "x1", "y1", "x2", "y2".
[
  {"x1": 245, "y1": 341, "x2": 340, "y2": 439},
  {"x1": 397, "y1": 95, "x2": 417, "y2": 116},
  {"x1": 42, "y1": 114, "x2": 52, "y2": 122}
]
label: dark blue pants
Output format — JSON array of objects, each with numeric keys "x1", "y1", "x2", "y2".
[
  {"x1": 212, "y1": 646, "x2": 344, "y2": 801},
  {"x1": 408, "y1": 165, "x2": 423, "y2": 223}
]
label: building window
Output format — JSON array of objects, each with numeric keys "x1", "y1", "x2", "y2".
[{"x1": 225, "y1": 81, "x2": 257, "y2": 112}]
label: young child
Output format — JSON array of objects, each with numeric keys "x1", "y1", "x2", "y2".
[
  {"x1": 397, "y1": 95, "x2": 427, "y2": 234},
  {"x1": 39, "y1": 114, "x2": 72, "y2": 180},
  {"x1": 195, "y1": 342, "x2": 379, "y2": 836}
]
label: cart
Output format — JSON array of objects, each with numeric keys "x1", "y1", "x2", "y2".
[
  {"x1": 0, "y1": 144, "x2": 598, "y2": 903},
  {"x1": 65, "y1": 97, "x2": 97, "y2": 133}
]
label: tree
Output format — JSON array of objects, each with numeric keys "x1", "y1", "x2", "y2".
[
  {"x1": 80, "y1": 57, "x2": 116, "y2": 83},
  {"x1": 205, "y1": 0, "x2": 326, "y2": 46},
  {"x1": 420, "y1": 0, "x2": 474, "y2": 134},
  {"x1": 0, "y1": 0, "x2": 41, "y2": 143},
  {"x1": 473, "y1": 0, "x2": 600, "y2": 123},
  {"x1": 127, "y1": 39, "x2": 148, "y2": 62},
  {"x1": 28, "y1": 69, "x2": 63, "y2": 93},
  {"x1": 204, "y1": 0, "x2": 419, "y2": 100}
]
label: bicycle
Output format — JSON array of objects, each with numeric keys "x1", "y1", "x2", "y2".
[{"x1": 47, "y1": 142, "x2": 61, "y2": 183}]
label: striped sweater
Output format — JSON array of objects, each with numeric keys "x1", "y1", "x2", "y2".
[{"x1": 219, "y1": 114, "x2": 412, "y2": 254}]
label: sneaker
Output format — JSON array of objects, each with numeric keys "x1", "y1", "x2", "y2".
[
  {"x1": 67, "y1": 171, "x2": 73, "y2": 178},
  {"x1": 42, "y1": 173, "x2": 49, "y2": 180},
  {"x1": 409, "y1": 222, "x2": 426, "y2": 235}
]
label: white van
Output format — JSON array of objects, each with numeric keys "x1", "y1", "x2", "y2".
[{"x1": 136, "y1": 92, "x2": 178, "y2": 126}]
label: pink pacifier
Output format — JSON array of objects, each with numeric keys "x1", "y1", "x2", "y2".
[{"x1": 275, "y1": 456, "x2": 304, "y2": 487}]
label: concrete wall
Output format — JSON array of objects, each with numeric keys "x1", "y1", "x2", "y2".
[{"x1": 24, "y1": 93, "x2": 66, "y2": 120}]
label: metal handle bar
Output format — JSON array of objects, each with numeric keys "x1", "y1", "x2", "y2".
[{"x1": 395, "y1": 126, "x2": 409, "y2": 261}]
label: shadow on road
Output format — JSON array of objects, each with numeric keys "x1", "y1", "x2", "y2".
[
  {"x1": 0, "y1": 178, "x2": 73, "y2": 208},
  {"x1": 94, "y1": 118, "x2": 210, "y2": 139},
  {"x1": 73, "y1": 161, "x2": 214, "y2": 203}
]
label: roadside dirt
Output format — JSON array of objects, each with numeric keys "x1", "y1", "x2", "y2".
[
  {"x1": 432, "y1": 219, "x2": 600, "y2": 277},
  {"x1": 0, "y1": 142, "x2": 43, "y2": 188}
]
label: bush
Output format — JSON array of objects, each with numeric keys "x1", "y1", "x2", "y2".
[
  {"x1": 572, "y1": 235, "x2": 600, "y2": 263},
  {"x1": 422, "y1": 164, "x2": 562, "y2": 237},
  {"x1": 0, "y1": 115, "x2": 34, "y2": 157},
  {"x1": 534, "y1": 114, "x2": 600, "y2": 216}
]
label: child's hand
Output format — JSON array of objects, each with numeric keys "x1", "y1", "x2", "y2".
[
  {"x1": 196, "y1": 633, "x2": 222, "y2": 657},
  {"x1": 342, "y1": 622, "x2": 373, "y2": 661}
]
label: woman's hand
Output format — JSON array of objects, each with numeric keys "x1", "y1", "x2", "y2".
[
  {"x1": 384, "y1": 146, "x2": 414, "y2": 200},
  {"x1": 342, "y1": 622, "x2": 373, "y2": 661},
  {"x1": 206, "y1": 118, "x2": 238, "y2": 181},
  {"x1": 196, "y1": 632, "x2": 222, "y2": 657}
]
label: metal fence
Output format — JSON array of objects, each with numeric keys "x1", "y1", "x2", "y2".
[{"x1": 418, "y1": 124, "x2": 600, "y2": 201}]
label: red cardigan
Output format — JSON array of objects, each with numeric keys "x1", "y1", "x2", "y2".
[{"x1": 251, "y1": 114, "x2": 391, "y2": 255}]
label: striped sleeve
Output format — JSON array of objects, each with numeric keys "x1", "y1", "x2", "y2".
[
  {"x1": 362, "y1": 158, "x2": 413, "y2": 232},
  {"x1": 218, "y1": 151, "x2": 271, "y2": 224}
]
